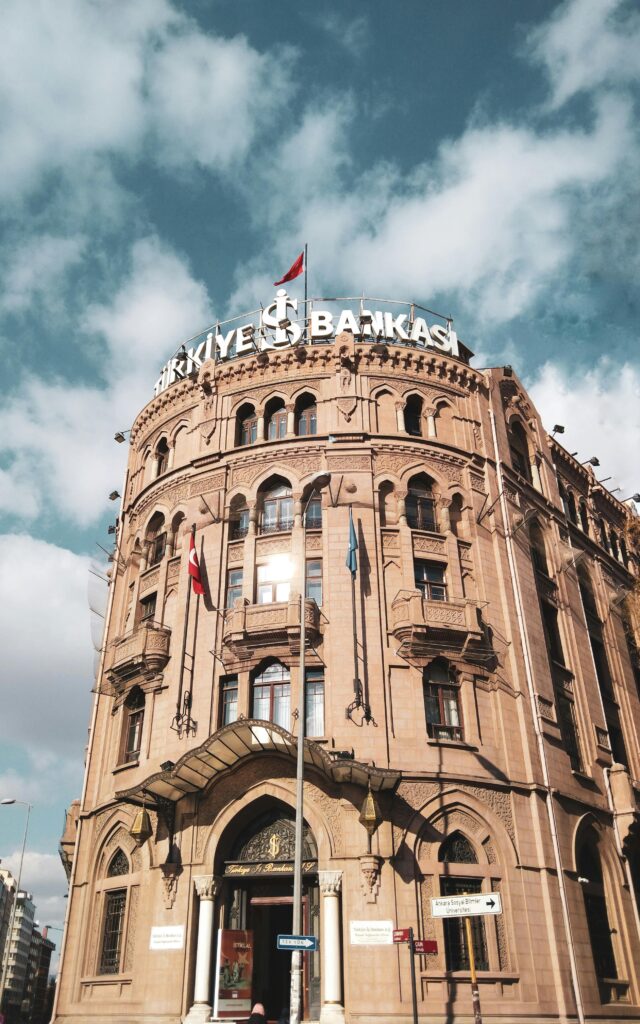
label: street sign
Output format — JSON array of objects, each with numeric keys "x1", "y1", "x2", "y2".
[
  {"x1": 413, "y1": 939, "x2": 438, "y2": 955},
  {"x1": 431, "y1": 892, "x2": 502, "y2": 919},
  {"x1": 393, "y1": 928, "x2": 410, "y2": 943},
  {"x1": 276, "y1": 934, "x2": 318, "y2": 952}
]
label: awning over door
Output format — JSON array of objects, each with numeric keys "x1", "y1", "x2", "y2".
[{"x1": 116, "y1": 718, "x2": 400, "y2": 806}]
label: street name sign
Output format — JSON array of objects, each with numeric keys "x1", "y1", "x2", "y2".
[
  {"x1": 277, "y1": 934, "x2": 318, "y2": 952},
  {"x1": 413, "y1": 939, "x2": 438, "y2": 954},
  {"x1": 431, "y1": 893, "x2": 502, "y2": 919},
  {"x1": 393, "y1": 928, "x2": 410, "y2": 943}
]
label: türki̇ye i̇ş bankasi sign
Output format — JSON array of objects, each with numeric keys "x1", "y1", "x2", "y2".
[{"x1": 153, "y1": 290, "x2": 460, "y2": 396}]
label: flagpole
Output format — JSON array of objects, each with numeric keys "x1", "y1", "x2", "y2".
[
  {"x1": 175, "y1": 525, "x2": 195, "y2": 733},
  {"x1": 348, "y1": 506, "x2": 360, "y2": 706},
  {"x1": 304, "y1": 242, "x2": 308, "y2": 342}
]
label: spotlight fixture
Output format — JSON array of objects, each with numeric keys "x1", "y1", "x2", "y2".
[
  {"x1": 107, "y1": 525, "x2": 116, "y2": 535},
  {"x1": 503, "y1": 365, "x2": 513, "y2": 378},
  {"x1": 108, "y1": 490, "x2": 120, "y2": 501},
  {"x1": 581, "y1": 457, "x2": 600, "y2": 467},
  {"x1": 255, "y1": 351, "x2": 269, "y2": 367},
  {"x1": 114, "y1": 430, "x2": 130, "y2": 443},
  {"x1": 622, "y1": 492, "x2": 640, "y2": 503},
  {"x1": 160, "y1": 760, "x2": 175, "y2": 772},
  {"x1": 551, "y1": 425, "x2": 565, "y2": 437},
  {"x1": 177, "y1": 345, "x2": 189, "y2": 361}
]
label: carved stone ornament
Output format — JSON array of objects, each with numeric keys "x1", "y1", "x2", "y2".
[
  {"x1": 193, "y1": 875, "x2": 220, "y2": 901},
  {"x1": 337, "y1": 396, "x2": 358, "y2": 422},
  {"x1": 318, "y1": 870, "x2": 342, "y2": 897},
  {"x1": 161, "y1": 863, "x2": 180, "y2": 910},
  {"x1": 359, "y1": 854, "x2": 383, "y2": 903}
]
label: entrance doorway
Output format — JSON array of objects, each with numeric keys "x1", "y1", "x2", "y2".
[{"x1": 250, "y1": 896, "x2": 294, "y2": 1022}]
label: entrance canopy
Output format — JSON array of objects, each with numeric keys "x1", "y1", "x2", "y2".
[{"x1": 117, "y1": 719, "x2": 400, "y2": 806}]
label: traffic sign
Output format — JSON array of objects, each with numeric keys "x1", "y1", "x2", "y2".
[
  {"x1": 277, "y1": 934, "x2": 318, "y2": 951},
  {"x1": 431, "y1": 892, "x2": 502, "y2": 919},
  {"x1": 393, "y1": 928, "x2": 410, "y2": 943},
  {"x1": 413, "y1": 939, "x2": 438, "y2": 954}
]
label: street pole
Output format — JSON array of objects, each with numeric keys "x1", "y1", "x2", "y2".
[
  {"x1": 289, "y1": 580, "x2": 306, "y2": 1024},
  {"x1": 464, "y1": 916, "x2": 483, "y2": 1024},
  {"x1": 0, "y1": 801, "x2": 32, "y2": 1015},
  {"x1": 407, "y1": 927, "x2": 418, "y2": 1024}
]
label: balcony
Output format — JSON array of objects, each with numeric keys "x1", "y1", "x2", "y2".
[
  {"x1": 223, "y1": 596, "x2": 321, "y2": 660},
  {"x1": 105, "y1": 623, "x2": 171, "y2": 691},
  {"x1": 390, "y1": 590, "x2": 490, "y2": 666}
]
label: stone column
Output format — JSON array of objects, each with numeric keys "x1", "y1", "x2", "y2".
[
  {"x1": 184, "y1": 875, "x2": 220, "y2": 1024},
  {"x1": 286, "y1": 403, "x2": 296, "y2": 437},
  {"x1": 425, "y1": 406, "x2": 437, "y2": 438},
  {"x1": 319, "y1": 870, "x2": 345, "y2": 1024}
]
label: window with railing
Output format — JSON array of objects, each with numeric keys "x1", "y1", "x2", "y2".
[
  {"x1": 260, "y1": 483, "x2": 293, "y2": 534},
  {"x1": 304, "y1": 495, "x2": 322, "y2": 530},
  {"x1": 414, "y1": 561, "x2": 447, "y2": 601},
  {"x1": 423, "y1": 661, "x2": 462, "y2": 741},
  {"x1": 230, "y1": 506, "x2": 250, "y2": 540},
  {"x1": 406, "y1": 477, "x2": 437, "y2": 531}
]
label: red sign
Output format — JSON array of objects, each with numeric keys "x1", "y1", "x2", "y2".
[
  {"x1": 413, "y1": 939, "x2": 438, "y2": 955},
  {"x1": 393, "y1": 928, "x2": 410, "y2": 943},
  {"x1": 213, "y1": 929, "x2": 253, "y2": 1019}
]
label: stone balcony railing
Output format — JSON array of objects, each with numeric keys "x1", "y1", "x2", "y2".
[
  {"x1": 390, "y1": 590, "x2": 490, "y2": 666},
  {"x1": 105, "y1": 623, "x2": 171, "y2": 690},
  {"x1": 223, "y1": 596, "x2": 321, "y2": 659}
]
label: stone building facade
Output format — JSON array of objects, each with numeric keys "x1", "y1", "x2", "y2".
[{"x1": 53, "y1": 298, "x2": 640, "y2": 1024}]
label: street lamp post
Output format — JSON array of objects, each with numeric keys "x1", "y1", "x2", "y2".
[
  {"x1": 290, "y1": 475, "x2": 330, "y2": 1024},
  {"x1": 0, "y1": 799, "x2": 32, "y2": 1016}
]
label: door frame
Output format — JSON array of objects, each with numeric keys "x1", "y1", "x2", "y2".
[{"x1": 249, "y1": 894, "x2": 310, "y2": 1020}]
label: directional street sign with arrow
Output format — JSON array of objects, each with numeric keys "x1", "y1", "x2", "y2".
[
  {"x1": 277, "y1": 934, "x2": 318, "y2": 951},
  {"x1": 430, "y1": 892, "x2": 502, "y2": 919}
]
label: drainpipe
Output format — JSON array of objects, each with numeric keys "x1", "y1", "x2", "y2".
[{"x1": 488, "y1": 401, "x2": 585, "y2": 1024}]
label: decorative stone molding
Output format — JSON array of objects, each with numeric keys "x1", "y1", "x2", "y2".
[
  {"x1": 194, "y1": 875, "x2": 220, "y2": 901},
  {"x1": 161, "y1": 863, "x2": 180, "y2": 910},
  {"x1": 359, "y1": 855, "x2": 382, "y2": 903},
  {"x1": 318, "y1": 870, "x2": 342, "y2": 896}
]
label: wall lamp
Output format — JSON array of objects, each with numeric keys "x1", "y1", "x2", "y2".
[
  {"x1": 581, "y1": 457, "x2": 600, "y2": 467},
  {"x1": 108, "y1": 491, "x2": 120, "y2": 501},
  {"x1": 551, "y1": 424, "x2": 565, "y2": 437},
  {"x1": 503, "y1": 365, "x2": 513, "y2": 377},
  {"x1": 160, "y1": 760, "x2": 176, "y2": 772},
  {"x1": 114, "y1": 430, "x2": 131, "y2": 443}
]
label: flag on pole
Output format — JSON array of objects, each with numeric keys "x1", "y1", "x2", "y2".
[
  {"x1": 274, "y1": 251, "x2": 304, "y2": 286},
  {"x1": 346, "y1": 506, "x2": 358, "y2": 577},
  {"x1": 189, "y1": 528, "x2": 205, "y2": 595}
]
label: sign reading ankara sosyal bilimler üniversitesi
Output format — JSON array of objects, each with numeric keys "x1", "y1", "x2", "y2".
[{"x1": 153, "y1": 291, "x2": 461, "y2": 396}]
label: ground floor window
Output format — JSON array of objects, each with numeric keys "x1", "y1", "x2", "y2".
[
  {"x1": 440, "y1": 877, "x2": 489, "y2": 971},
  {"x1": 99, "y1": 890, "x2": 127, "y2": 974}
]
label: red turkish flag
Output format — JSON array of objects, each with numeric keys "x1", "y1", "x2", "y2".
[
  {"x1": 188, "y1": 529, "x2": 205, "y2": 595},
  {"x1": 274, "y1": 251, "x2": 304, "y2": 286}
]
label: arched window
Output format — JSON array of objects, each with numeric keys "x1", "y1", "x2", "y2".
[
  {"x1": 404, "y1": 394, "x2": 423, "y2": 437},
  {"x1": 423, "y1": 660, "x2": 461, "y2": 741},
  {"x1": 236, "y1": 403, "x2": 258, "y2": 447},
  {"x1": 98, "y1": 848, "x2": 132, "y2": 975},
  {"x1": 379, "y1": 481, "x2": 397, "y2": 527},
  {"x1": 230, "y1": 494, "x2": 249, "y2": 540},
  {"x1": 439, "y1": 832, "x2": 488, "y2": 971},
  {"x1": 579, "y1": 500, "x2": 590, "y2": 535},
  {"x1": 577, "y1": 829, "x2": 618, "y2": 987},
  {"x1": 508, "y1": 420, "x2": 532, "y2": 483},
  {"x1": 373, "y1": 389, "x2": 397, "y2": 434},
  {"x1": 259, "y1": 478, "x2": 293, "y2": 534},
  {"x1": 567, "y1": 491, "x2": 578, "y2": 525},
  {"x1": 406, "y1": 474, "x2": 437, "y2": 532},
  {"x1": 155, "y1": 437, "x2": 169, "y2": 477},
  {"x1": 295, "y1": 394, "x2": 317, "y2": 436},
  {"x1": 530, "y1": 521, "x2": 549, "y2": 576},
  {"x1": 170, "y1": 512, "x2": 185, "y2": 556},
  {"x1": 265, "y1": 397, "x2": 287, "y2": 441},
  {"x1": 610, "y1": 531, "x2": 620, "y2": 561},
  {"x1": 107, "y1": 849, "x2": 129, "y2": 877},
  {"x1": 145, "y1": 512, "x2": 166, "y2": 567},
  {"x1": 121, "y1": 688, "x2": 145, "y2": 764},
  {"x1": 598, "y1": 518, "x2": 609, "y2": 552},
  {"x1": 252, "y1": 662, "x2": 291, "y2": 728},
  {"x1": 559, "y1": 482, "x2": 571, "y2": 519}
]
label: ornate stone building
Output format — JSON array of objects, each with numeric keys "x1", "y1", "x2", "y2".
[{"x1": 53, "y1": 296, "x2": 640, "y2": 1024}]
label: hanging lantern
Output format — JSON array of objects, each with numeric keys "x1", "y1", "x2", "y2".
[
  {"x1": 359, "y1": 782, "x2": 383, "y2": 839},
  {"x1": 130, "y1": 807, "x2": 153, "y2": 846}
]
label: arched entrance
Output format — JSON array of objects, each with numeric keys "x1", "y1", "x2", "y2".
[{"x1": 216, "y1": 803, "x2": 320, "y2": 1023}]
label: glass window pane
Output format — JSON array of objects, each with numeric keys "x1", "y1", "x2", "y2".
[
  {"x1": 252, "y1": 685, "x2": 270, "y2": 720},
  {"x1": 257, "y1": 584, "x2": 273, "y2": 604},
  {"x1": 275, "y1": 581, "x2": 290, "y2": 602},
  {"x1": 306, "y1": 677, "x2": 324, "y2": 737},
  {"x1": 273, "y1": 684, "x2": 291, "y2": 728}
]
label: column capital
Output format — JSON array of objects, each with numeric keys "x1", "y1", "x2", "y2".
[
  {"x1": 318, "y1": 870, "x2": 342, "y2": 896},
  {"x1": 193, "y1": 875, "x2": 220, "y2": 901}
]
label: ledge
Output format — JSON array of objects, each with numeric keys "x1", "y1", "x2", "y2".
[
  {"x1": 426, "y1": 739, "x2": 479, "y2": 751},
  {"x1": 112, "y1": 760, "x2": 139, "y2": 775}
]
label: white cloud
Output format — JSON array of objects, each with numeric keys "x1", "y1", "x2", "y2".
[
  {"x1": 528, "y1": 358, "x2": 640, "y2": 492},
  {"x1": 1, "y1": 234, "x2": 86, "y2": 314},
  {"x1": 528, "y1": 0, "x2": 640, "y2": 107}
]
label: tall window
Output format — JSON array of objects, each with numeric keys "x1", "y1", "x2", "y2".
[
  {"x1": 508, "y1": 420, "x2": 532, "y2": 483},
  {"x1": 98, "y1": 851, "x2": 130, "y2": 975},
  {"x1": 404, "y1": 394, "x2": 423, "y2": 437},
  {"x1": 306, "y1": 560, "x2": 322, "y2": 605},
  {"x1": 439, "y1": 833, "x2": 488, "y2": 971},
  {"x1": 305, "y1": 668, "x2": 324, "y2": 737},
  {"x1": 577, "y1": 832, "x2": 618, "y2": 989},
  {"x1": 304, "y1": 496, "x2": 322, "y2": 530},
  {"x1": 122, "y1": 688, "x2": 145, "y2": 763},
  {"x1": 257, "y1": 561, "x2": 290, "y2": 604},
  {"x1": 146, "y1": 512, "x2": 166, "y2": 566},
  {"x1": 230, "y1": 502, "x2": 249, "y2": 540},
  {"x1": 139, "y1": 592, "x2": 157, "y2": 623},
  {"x1": 406, "y1": 475, "x2": 437, "y2": 531},
  {"x1": 155, "y1": 437, "x2": 169, "y2": 476},
  {"x1": 415, "y1": 561, "x2": 447, "y2": 601},
  {"x1": 530, "y1": 522, "x2": 549, "y2": 576},
  {"x1": 539, "y1": 599, "x2": 583, "y2": 771},
  {"x1": 579, "y1": 501, "x2": 590, "y2": 535},
  {"x1": 237, "y1": 404, "x2": 258, "y2": 447},
  {"x1": 252, "y1": 662, "x2": 290, "y2": 728},
  {"x1": 260, "y1": 481, "x2": 293, "y2": 534},
  {"x1": 220, "y1": 676, "x2": 239, "y2": 726},
  {"x1": 423, "y1": 661, "x2": 462, "y2": 741},
  {"x1": 226, "y1": 569, "x2": 243, "y2": 607},
  {"x1": 266, "y1": 400, "x2": 287, "y2": 440},
  {"x1": 296, "y1": 395, "x2": 317, "y2": 436}
]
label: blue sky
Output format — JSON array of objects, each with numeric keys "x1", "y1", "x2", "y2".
[{"x1": 0, "y1": 0, "x2": 639, "y2": 953}]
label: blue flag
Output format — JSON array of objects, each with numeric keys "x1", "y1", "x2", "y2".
[{"x1": 346, "y1": 506, "x2": 358, "y2": 577}]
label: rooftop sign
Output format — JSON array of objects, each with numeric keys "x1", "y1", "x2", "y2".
[{"x1": 153, "y1": 291, "x2": 462, "y2": 396}]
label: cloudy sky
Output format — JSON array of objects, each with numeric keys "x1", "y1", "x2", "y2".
[{"x1": 0, "y1": 0, "x2": 639, "y2": 959}]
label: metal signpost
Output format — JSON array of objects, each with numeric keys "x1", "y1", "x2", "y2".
[
  {"x1": 430, "y1": 892, "x2": 503, "y2": 1024},
  {"x1": 393, "y1": 926, "x2": 437, "y2": 1024}
]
